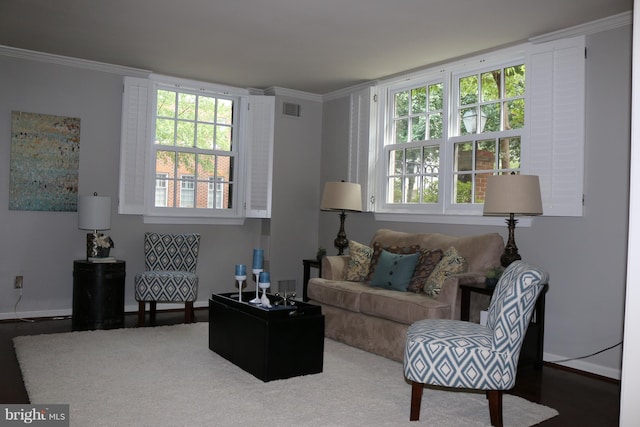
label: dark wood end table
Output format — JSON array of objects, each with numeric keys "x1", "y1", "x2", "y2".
[{"x1": 302, "y1": 258, "x2": 322, "y2": 301}]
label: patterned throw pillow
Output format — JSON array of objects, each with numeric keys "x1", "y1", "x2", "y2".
[
  {"x1": 366, "y1": 242, "x2": 420, "y2": 281},
  {"x1": 423, "y1": 247, "x2": 468, "y2": 297},
  {"x1": 370, "y1": 249, "x2": 419, "y2": 292},
  {"x1": 345, "y1": 240, "x2": 373, "y2": 281},
  {"x1": 407, "y1": 248, "x2": 444, "y2": 293}
]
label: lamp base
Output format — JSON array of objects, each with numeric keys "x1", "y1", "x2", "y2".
[
  {"x1": 500, "y1": 248, "x2": 522, "y2": 267},
  {"x1": 334, "y1": 210, "x2": 349, "y2": 255},
  {"x1": 86, "y1": 232, "x2": 102, "y2": 259},
  {"x1": 500, "y1": 215, "x2": 521, "y2": 267}
]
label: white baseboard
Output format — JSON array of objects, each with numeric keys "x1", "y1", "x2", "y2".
[
  {"x1": 543, "y1": 351, "x2": 621, "y2": 380},
  {"x1": 0, "y1": 308, "x2": 72, "y2": 321},
  {"x1": 0, "y1": 300, "x2": 210, "y2": 321}
]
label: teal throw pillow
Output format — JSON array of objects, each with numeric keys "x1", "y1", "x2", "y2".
[{"x1": 370, "y1": 249, "x2": 419, "y2": 292}]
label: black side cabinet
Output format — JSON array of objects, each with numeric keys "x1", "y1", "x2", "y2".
[{"x1": 72, "y1": 260, "x2": 126, "y2": 331}]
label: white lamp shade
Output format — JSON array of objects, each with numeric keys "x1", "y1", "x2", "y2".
[
  {"x1": 483, "y1": 175, "x2": 543, "y2": 216},
  {"x1": 78, "y1": 195, "x2": 112, "y2": 230},
  {"x1": 321, "y1": 182, "x2": 362, "y2": 212}
]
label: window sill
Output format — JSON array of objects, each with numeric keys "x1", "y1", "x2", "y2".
[
  {"x1": 143, "y1": 215, "x2": 246, "y2": 225},
  {"x1": 373, "y1": 212, "x2": 535, "y2": 227}
]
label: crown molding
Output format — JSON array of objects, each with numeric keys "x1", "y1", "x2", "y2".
[
  {"x1": 529, "y1": 11, "x2": 632, "y2": 44},
  {"x1": 323, "y1": 80, "x2": 378, "y2": 102},
  {"x1": 0, "y1": 44, "x2": 151, "y2": 76},
  {"x1": 263, "y1": 86, "x2": 323, "y2": 103}
]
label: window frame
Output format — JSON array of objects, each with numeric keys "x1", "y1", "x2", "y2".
[
  {"x1": 381, "y1": 77, "x2": 446, "y2": 213},
  {"x1": 445, "y1": 59, "x2": 526, "y2": 214},
  {"x1": 376, "y1": 56, "x2": 527, "y2": 217},
  {"x1": 118, "y1": 74, "x2": 275, "y2": 224},
  {"x1": 146, "y1": 82, "x2": 240, "y2": 218}
]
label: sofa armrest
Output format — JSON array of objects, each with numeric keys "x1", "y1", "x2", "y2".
[
  {"x1": 321, "y1": 255, "x2": 350, "y2": 280},
  {"x1": 437, "y1": 272, "x2": 486, "y2": 320}
]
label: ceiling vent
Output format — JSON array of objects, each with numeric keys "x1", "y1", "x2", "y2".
[{"x1": 282, "y1": 102, "x2": 301, "y2": 118}]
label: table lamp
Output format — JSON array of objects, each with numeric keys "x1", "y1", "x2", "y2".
[
  {"x1": 483, "y1": 174, "x2": 542, "y2": 267},
  {"x1": 78, "y1": 192, "x2": 112, "y2": 259},
  {"x1": 321, "y1": 181, "x2": 362, "y2": 255}
]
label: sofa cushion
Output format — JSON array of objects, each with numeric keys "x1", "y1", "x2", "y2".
[
  {"x1": 366, "y1": 242, "x2": 420, "y2": 281},
  {"x1": 345, "y1": 240, "x2": 373, "y2": 281},
  {"x1": 369, "y1": 229, "x2": 503, "y2": 274},
  {"x1": 370, "y1": 250, "x2": 419, "y2": 291},
  {"x1": 359, "y1": 288, "x2": 451, "y2": 324},
  {"x1": 408, "y1": 248, "x2": 444, "y2": 293},
  {"x1": 307, "y1": 279, "x2": 369, "y2": 312},
  {"x1": 423, "y1": 246, "x2": 468, "y2": 297}
]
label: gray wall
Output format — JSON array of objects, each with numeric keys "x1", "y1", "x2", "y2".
[
  {"x1": 0, "y1": 57, "x2": 320, "y2": 316},
  {"x1": 319, "y1": 25, "x2": 631, "y2": 378},
  {"x1": 269, "y1": 93, "x2": 323, "y2": 294}
]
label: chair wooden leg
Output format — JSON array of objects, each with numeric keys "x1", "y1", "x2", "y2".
[
  {"x1": 149, "y1": 301, "x2": 157, "y2": 324},
  {"x1": 487, "y1": 390, "x2": 503, "y2": 427},
  {"x1": 137, "y1": 301, "x2": 145, "y2": 326},
  {"x1": 410, "y1": 381, "x2": 424, "y2": 421},
  {"x1": 185, "y1": 301, "x2": 194, "y2": 323}
]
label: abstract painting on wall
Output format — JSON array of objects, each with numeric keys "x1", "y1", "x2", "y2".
[{"x1": 9, "y1": 111, "x2": 81, "y2": 212}]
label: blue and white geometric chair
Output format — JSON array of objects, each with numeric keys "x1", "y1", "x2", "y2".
[
  {"x1": 403, "y1": 261, "x2": 548, "y2": 427},
  {"x1": 135, "y1": 233, "x2": 200, "y2": 326}
]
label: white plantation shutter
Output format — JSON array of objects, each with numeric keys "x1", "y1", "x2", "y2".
[
  {"x1": 527, "y1": 35, "x2": 586, "y2": 216},
  {"x1": 118, "y1": 76, "x2": 150, "y2": 214},
  {"x1": 349, "y1": 86, "x2": 377, "y2": 212},
  {"x1": 244, "y1": 95, "x2": 275, "y2": 218}
]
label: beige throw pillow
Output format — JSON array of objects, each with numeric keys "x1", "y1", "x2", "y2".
[
  {"x1": 345, "y1": 240, "x2": 373, "y2": 281},
  {"x1": 423, "y1": 247, "x2": 467, "y2": 297}
]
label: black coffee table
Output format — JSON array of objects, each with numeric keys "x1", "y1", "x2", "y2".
[{"x1": 209, "y1": 292, "x2": 325, "y2": 382}]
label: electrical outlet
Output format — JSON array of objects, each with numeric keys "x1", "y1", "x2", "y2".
[{"x1": 14, "y1": 276, "x2": 23, "y2": 289}]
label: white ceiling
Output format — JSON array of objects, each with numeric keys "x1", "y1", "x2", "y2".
[{"x1": 0, "y1": 0, "x2": 632, "y2": 95}]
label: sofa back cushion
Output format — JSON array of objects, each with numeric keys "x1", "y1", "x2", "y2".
[{"x1": 369, "y1": 229, "x2": 503, "y2": 274}]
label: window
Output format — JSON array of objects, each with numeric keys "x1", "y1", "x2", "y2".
[
  {"x1": 155, "y1": 173, "x2": 168, "y2": 207},
  {"x1": 358, "y1": 36, "x2": 585, "y2": 220},
  {"x1": 119, "y1": 75, "x2": 275, "y2": 224},
  {"x1": 208, "y1": 177, "x2": 224, "y2": 209},
  {"x1": 179, "y1": 175, "x2": 195, "y2": 208},
  {"x1": 381, "y1": 61, "x2": 525, "y2": 213},
  {"x1": 386, "y1": 82, "x2": 443, "y2": 205},
  {"x1": 153, "y1": 87, "x2": 235, "y2": 212},
  {"x1": 451, "y1": 64, "x2": 525, "y2": 205}
]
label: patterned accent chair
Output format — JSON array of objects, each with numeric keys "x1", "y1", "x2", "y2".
[
  {"x1": 403, "y1": 261, "x2": 548, "y2": 427},
  {"x1": 135, "y1": 233, "x2": 201, "y2": 326}
]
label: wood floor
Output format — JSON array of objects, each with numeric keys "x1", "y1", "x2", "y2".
[{"x1": 1, "y1": 309, "x2": 620, "y2": 426}]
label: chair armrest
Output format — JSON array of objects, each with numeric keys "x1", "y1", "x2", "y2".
[
  {"x1": 321, "y1": 255, "x2": 350, "y2": 280},
  {"x1": 437, "y1": 272, "x2": 486, "y2": 320}
]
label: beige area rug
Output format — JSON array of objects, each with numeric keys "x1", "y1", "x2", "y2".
[{"x1": 14, "y1": 322, "x2": 558, "y2": 427}]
